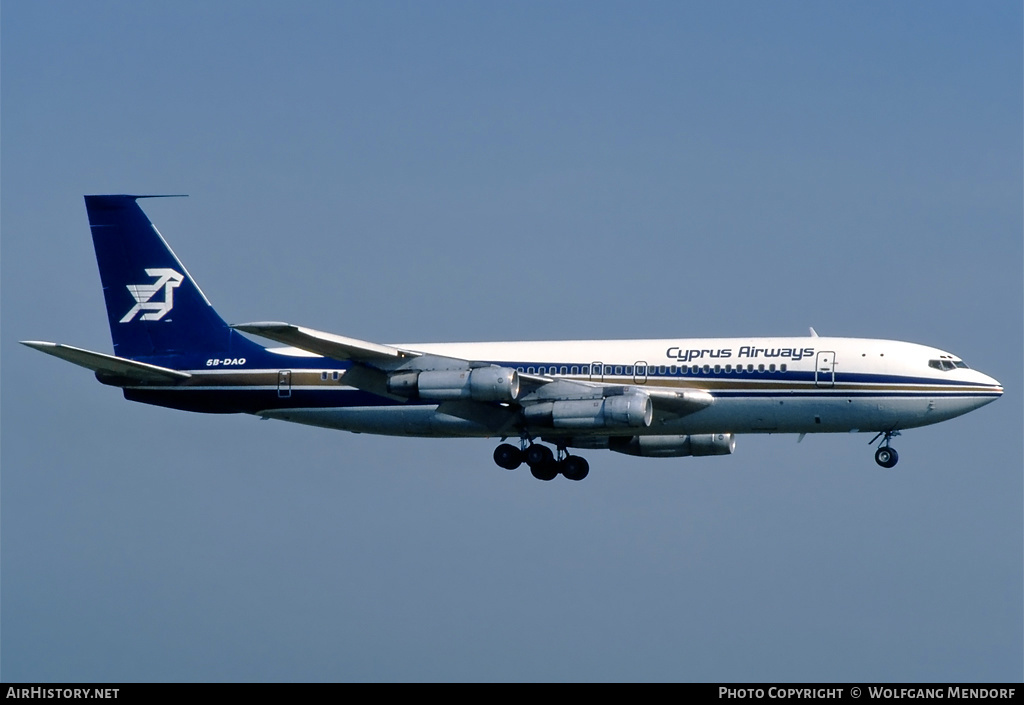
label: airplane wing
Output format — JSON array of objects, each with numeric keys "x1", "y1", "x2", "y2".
[
  {"x1": 21, "y1": 341, "x2": 191, "y2": 384},
  {"x1": 234, "y1": 322, "x2": 714, "y2": 422}
]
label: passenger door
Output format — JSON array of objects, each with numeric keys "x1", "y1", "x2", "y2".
[{"x1": 815, "y1": 352, "x2": 835, "y2": 388}]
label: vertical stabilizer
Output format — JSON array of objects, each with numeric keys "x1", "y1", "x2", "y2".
[{"x1": 85, "y1": 195, "x2": 263, "y2": 361}]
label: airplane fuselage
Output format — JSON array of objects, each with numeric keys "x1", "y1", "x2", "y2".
[
  {"x1": 25, "y1": 196, "x2": 1003, "y2": 479},
  {"x1": 120, "y1": 336, "x2": 1001, "y2": 440}
]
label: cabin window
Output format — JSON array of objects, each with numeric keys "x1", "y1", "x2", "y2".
[
  {"x1": 758, "y1": 364, "x2": 765, "y2": 372},
  {"x1": 560, "y1": 366, "x2": 568, "y2": 375},
  {"x1": 769, "y1": 364, "x2": 776, "y2": 372},
  {"x1": 614, "y1": 366, "x2": 623, "y2": 375},
  {"x1": 570, "y1": 366, "x2": 578, "y2": 375},
  {"x1": 321, "y1": 371, "x2": 328, "y2": 381}
]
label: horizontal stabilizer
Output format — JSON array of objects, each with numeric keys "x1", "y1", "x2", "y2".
[
  {"x1": 232, "y1": 322, "x2": 413, "y2": 364},
  {"x1": 21, "y1": 341, "x2": 191, "y2": 384}
]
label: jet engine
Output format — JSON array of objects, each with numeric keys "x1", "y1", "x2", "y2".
[
  {"x1": 609, "y1": 433, "x2": 736, "y2": 458},
  {"x1": 523, "y1": 392, "x2": 653, "y2": 430},
  {"x1": 386, "y1": 367, "x2": 520, "y2": 402}
]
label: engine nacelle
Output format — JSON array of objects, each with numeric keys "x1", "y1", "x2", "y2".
[
  {"x1": 387, "y1": 367, "x2": 520, "y2": 402},
  {"x1": 523, "y1": 392, "x2": 653, "y2": 430},
  {"x1": 609, "y1": 433, "x2": 736, "y2": 458}
]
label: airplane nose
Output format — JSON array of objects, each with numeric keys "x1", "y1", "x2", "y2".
[{"x1": 976, "y1": 371, "x2": 1003, "y2": 397}]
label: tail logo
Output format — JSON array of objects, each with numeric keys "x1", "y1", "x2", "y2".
[{"x1": 120, "y1": 268, "x2": 185, "y2": 323}]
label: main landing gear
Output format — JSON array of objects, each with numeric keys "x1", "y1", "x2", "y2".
[
  {"x1": 493, "y1": 442, "x2": 590, "y2": 481},
  {"x1": 869, "y1": 430, "x2": 901, "y2": 468}
]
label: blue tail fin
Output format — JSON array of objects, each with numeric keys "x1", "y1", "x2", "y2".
[{"x1": 85, "y1": 195, "x2": 264, "y2": 361}]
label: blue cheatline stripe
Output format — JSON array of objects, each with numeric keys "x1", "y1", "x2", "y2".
[
  {"x1": 147, "y1": 365, "x2": 1000, "y2": 396},
  {"x1": 488, "y1": 361, "x2": 994, "y2": 389},
  {"x1": 713, "y1": 391, "x2": 1002, "y2": 399},
  {"x1": 127, "y1": 381, "x2": 999, "y2": 405}
]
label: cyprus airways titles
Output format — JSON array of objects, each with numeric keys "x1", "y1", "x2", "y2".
[
  {"x1": 22, "y1": 196, "x2": 1003, "y2": 482},
  {"x1": 666, "y1": 345, "x2": 816, "y2": 363}
]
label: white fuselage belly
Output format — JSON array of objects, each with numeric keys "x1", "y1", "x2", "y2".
[{"x1": 258, "y1": 336, "x2": 1001, "y2": 439}]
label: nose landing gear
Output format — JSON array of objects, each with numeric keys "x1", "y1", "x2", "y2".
[
  {"x1": 874, "y1": 445, "x2": 899, "y2": 468},
  {"x1": 492, "y1": 441, "x2": 590, "y2": 481},
  {"x1": 870, "y1": 430, "x2": 901, "y2": 468}
]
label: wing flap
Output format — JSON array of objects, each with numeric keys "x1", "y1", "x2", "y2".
[{"x1": 21, "y1": 341, "x2": 191, "y2": 383}]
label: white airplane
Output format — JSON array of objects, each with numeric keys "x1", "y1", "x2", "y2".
[{"x1": 23, "y1": 196, "x2": 1003, "y2": 481}]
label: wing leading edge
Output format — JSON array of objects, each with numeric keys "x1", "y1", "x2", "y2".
[{"x1": 231, "y1": 322, "x2": 412, "y2": 363}]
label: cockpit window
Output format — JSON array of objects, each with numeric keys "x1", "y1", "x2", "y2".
[{"x1": 929, "y1": 357, "x2": 969, "y2": 372}]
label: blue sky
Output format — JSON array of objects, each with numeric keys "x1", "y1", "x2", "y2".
[{"x1": 3, "y1": 1, "x2": 1021, "y2": 682}]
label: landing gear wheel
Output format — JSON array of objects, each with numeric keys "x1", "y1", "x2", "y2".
[
  {"x1": 530, "y1": 461, "x2": 559, "y2": 481},
  {"x1": 526, "y1": 444, "x2": 558, "y2": 481},
  {"x1": 560, "y1": 455, "x2": 590, "y2": 481},
  {"x1": 875, "y1": 446, "x2": 899, "y2": 468},
  {"x1": 869, "y1": 429, "x2": 902, "y2": 468},
  {"x1": 493, "y1": 443, "x2": 523, "y2": 470},
  {"x1": 525, "y1": 444, "x2": 554, "y2": 467}
]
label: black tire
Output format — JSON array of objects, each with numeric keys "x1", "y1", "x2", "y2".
[
  {"x1": 530, "y1": 461, "x2": 559, "y2": 481},
  {"x1": 875, "y1": 446, "x2": 899, "y2": 468},
  {"x1": 493, "y1": 443, "x2": 523, "y2": 470},
  {"x1": 561, "y1": 455, "x2": 590, "y2": 481},
  {"x1": 525, "y1": 444, "x2": 554, "y2": 467}
]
